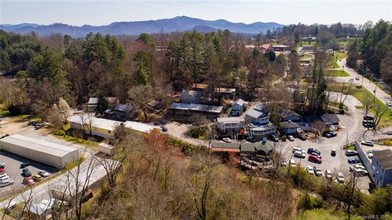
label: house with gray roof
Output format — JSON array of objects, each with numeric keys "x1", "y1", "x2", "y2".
[
  {"x1": 248, "y1": 124, "x2": 276, "y2": 141},
  {"x1": 114, "y1": 103, "x2": 134, "y2": 121},
  {"x1": 231, "y1": 99, "x2": 247, "y2": 116},
  {"x1": 281, "y1": 110, "x2": 302, "y2": 122},
  {"x1": 216, "y1": 117, "x2": 245, "y2": 134},
  {"x1": 279, "y1": 121, "x2": 301, "y2": 135},
  {"x1": 321, "y1": 114, "x2": 340, "y2": 125},
  {"x1": 210, "y1": 141, "x2": 275, "y2": 157},
  {"x1": 245, "y1": 109, "x2": 269, "y2": 125},
  {"x1": 371, "y1": 149, "x2": 392, "y2": 187}
]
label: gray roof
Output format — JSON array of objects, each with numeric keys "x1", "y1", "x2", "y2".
[
  {"x1": 250, "y1": 124, "x2": 276, "y2": 131},
  {"x1": 114, "y1": 104, "x2": 132, "y2": 113},
  {"x1": 170, "y1": 102, "x2": 223, "y2": 114},
  {"x1": 255, "y1": 141, "x2": 275, "y2": 154},
  {"x1": 210, "y1": 142, "x2": 240, "y2": 150},
  {"x1": 321, "y1": 114, "x2": 340, "y2": 124},
  {"x1": 181, "y1": 90, "x2": 202, "y2": 98},
  {"x1": 216, "y1": 117, "x2": 244, "y2": 123},
  {"x1": 88, "y1": 97, "x2": 98, "y2": 105},
  {"x1": 280, "y1": 121, "x2": 300, "y2": 129},
  {"x1": 240, "y1": 143, "x2": 256, "y2": 152},
  {"x1": 253, "y1": 103, "x2": 268, "y2": 113},
  {"x1": 373, "y1": 149, "x2": 392, "y2": 170},
  {"x1": 239, "y1": 141, "x2": 274, "y2": 154},
  {"x1": 281, "y1": 110, "x2": 301, "y2": 119},
  {"x1": 233, "y1": 99, "x2": 246, "y2": 107},
  {"x1": 0, "y1": 134, "x2": 78, "y2": 157},
  {"x1": 246, "y1": 109, "x2": 267, "y2": 119}
]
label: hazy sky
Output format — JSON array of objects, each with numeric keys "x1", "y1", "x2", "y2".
[{"x1": 1, "y1": 0, "x2": 391, "y2": 26}]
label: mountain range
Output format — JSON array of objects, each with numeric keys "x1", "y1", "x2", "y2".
[{"x1": 0, "y1": 16, "x2": 284, "y2": 37}]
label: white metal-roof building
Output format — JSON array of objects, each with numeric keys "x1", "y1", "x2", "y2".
[
  {"x1": 0, "y1": 134, "x2": 79, "y2": 168},
  {"x1": 68, "y1": 114, "x2": 160, "y2": 139}
]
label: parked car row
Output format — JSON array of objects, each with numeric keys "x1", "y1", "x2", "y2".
[
  {"x1": 362, "y1": 115, "x2": 375, "y2": 128},
  {"x1": 349, "y1": 164, "x2": 368, "y2": 176},
  {"x1": 0, "y1": 163, "x2": 14, "y2": 187},
  {"x1": 19, "y1": 162, "x2": 49, "y2": 186}
]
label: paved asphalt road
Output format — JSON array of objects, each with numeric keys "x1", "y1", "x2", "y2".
[
  {"x1": 336, "y1": 59, "x2": 391, "y2": 105},
  {"x1": 0, "y1": 157, "x2": 111, "y2": 209}
]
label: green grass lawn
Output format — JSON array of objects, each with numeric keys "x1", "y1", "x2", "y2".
[
  {"x1": 326, "y1": 69, "x2": 350, "y2": 77},
  {"x1": 336, "y1": 52, "x2": 347, "y2": 60},
  {"x1": 350, "y1": 87, "x2": 392, "y2": 126},
  {"x1": 297, "y1": 209, "x2": 363, "y2": 220},
  {"x1": 327, "y1": 84, "x2": 392, "y2": 126}
]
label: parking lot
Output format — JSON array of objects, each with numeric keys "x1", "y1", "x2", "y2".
[
  {"x1": 0, "y1": 116, "x2": 89, "y2": 199},
  {"x1": 278, "y1": 113, "x2": 373, "y2": 193},
  {"x1": 0, "y1": 151, "x2": 55, "y2": 198}
]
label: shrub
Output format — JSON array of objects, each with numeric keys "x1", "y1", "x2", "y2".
[
  {"x1": 186, "y1": 126, "x2": 208, "y2": 139},
  {"x1": 7, "y1": 104, "x2": 22, "y2": 116}
]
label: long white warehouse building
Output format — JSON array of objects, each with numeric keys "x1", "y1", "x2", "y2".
[
  {"x1": 0, "y1": 134, "x2": 79, "y2": 168},
  {"x1": 68, "y1": 114, "x2": 160, "y2": 139}
]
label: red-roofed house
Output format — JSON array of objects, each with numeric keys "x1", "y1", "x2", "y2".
[{"x1": 259, "y1": 44, "x2": 273, "y2": 53}]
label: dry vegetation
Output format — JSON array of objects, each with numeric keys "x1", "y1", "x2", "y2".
[{"x1": 85, "y1": 130, "x2": 295, "y2": 220}]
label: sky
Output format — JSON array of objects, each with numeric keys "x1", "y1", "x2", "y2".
[{"x1": 1, "y1": 0, "x2": 391, "y2": 26}]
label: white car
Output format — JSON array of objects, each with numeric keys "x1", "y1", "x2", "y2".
[
  {"x1": 306, "y1": 166, "x2": 314, "y2": 175},
  {"x1": 313, "y1": 166, "x2": 323, "y2": 176},
  {"x1": 38, "y1": 170, "x2": 49, "y2": 177},
  {"x1": 222, "y1": 138, "x2": 232, "y2": 143},
  {"x1": 336, "y1": 172, "x2": 345, "y2": 183},
  {"x1": 325, "y1": 169, "x2": 333, "y2": 179},
  {"x1": 386, "y1": 101, "x2": 392, "y2": 107},
  {"x1": 280, "y1": 160, "x2": 287, "y2": 167},
  {"x1": 288, "y1": 135, "x2": 294, "y2": 141},
  {"x1": 292, "y1": 147, "x2": 305, "y2": 154},
  {"x1": 289, "y1": 159, "x2": 296, "y2": 167},
  {"x1": 293, "y1": 150, "x2": 306, "y2": 158}
]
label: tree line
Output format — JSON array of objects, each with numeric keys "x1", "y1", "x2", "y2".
[
  {"x1": 0, "y1": 29, "x2": 292, "y2": 118},
  {"x1": 347, "y1": 20, "x2": 392, "y2": 86}
]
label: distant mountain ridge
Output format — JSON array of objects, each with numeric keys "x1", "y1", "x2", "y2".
[{"x1": 0, "y1": 16, "x2": 284, "y2": 37}]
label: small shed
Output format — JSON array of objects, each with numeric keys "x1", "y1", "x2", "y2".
[{"x1": 98, "y1": 143, "x2": 115, "y2": 156}]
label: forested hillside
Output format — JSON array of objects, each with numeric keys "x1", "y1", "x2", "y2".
[{"x1": 347, "y1": 20, "x2": 392, "y2": 86}]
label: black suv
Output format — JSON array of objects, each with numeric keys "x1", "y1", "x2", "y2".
[{"x1": 307, "y1": 147, "x2": 321, "y2": 155}]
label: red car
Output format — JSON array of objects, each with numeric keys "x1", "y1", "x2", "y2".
[
  {"x1": 23, "y1": 177, "x2": 35, "y2": 186},
  {"x1": 0, "y1": 168, "x2": 5, "y2": 173},
  {"x1": 308, "y1": 155, "x2": 322, "y2": 164}
]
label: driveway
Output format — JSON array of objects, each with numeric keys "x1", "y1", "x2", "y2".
[{"x1": 165, "y1": 122, "x2": 208, "y2": 147}]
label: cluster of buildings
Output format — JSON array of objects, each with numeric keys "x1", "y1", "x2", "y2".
[
  {"x1": 169, "y1": 83, "x2": 237, "y2": 116},
  {"x1": 216, "y1": 103, "x2": 296, "y2": 141}
]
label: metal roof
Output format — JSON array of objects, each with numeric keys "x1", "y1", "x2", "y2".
[
  {"x1": 87, "y1": 97, "x2": 98, "y2": 105},
  {"x1": 69, "y1": 114, "x2": 159, "y2": 133},
  {"x1": 216, "y1": 117, "x2": 244, "y2": 123},
  {"x1": 246, "y1": 109, "x2": 266, "y2": 119},
  {"x1": 373, "y1": 149, "x2": 392, "y2": 170},
  {"x1": 69, "y1": 114, "x2": 121, "y2": 131},
  {"x1": 0, "y1": 134, "x2": 78, "y2": 157},
  {"x1": 170, "y1": 102, "x2": 223, "y2": 114},
  {"x1": 233, "y1": 99, "x2": 246, "y2": 106},
  {"x1": 279, "y1": 121, "x2": 300, "y2": 129}
]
